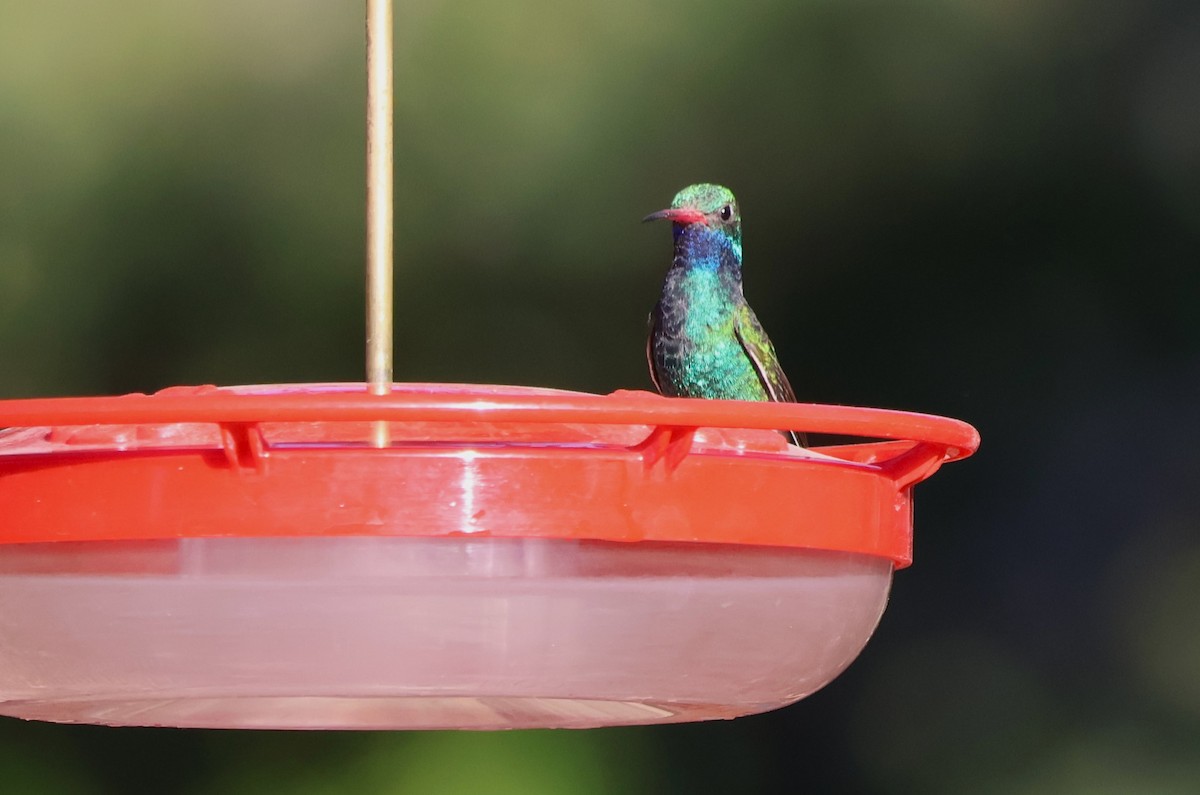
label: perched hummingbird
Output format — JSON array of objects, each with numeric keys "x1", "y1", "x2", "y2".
[{"x1": 644, "y1": 183, "x2": 805, "y2": 446}]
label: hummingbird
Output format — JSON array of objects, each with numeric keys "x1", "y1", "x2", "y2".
[{"x1": 644, "y1": 183, "x2": 806, "y2": 447}]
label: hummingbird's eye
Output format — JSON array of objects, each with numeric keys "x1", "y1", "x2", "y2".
[{"x1": 719, "y1": 204, "x2": 734, "y2": 222}]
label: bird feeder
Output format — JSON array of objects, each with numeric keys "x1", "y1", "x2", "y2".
[{"x1": 0, "y1": 3, "x2": 978, "y2": 730}]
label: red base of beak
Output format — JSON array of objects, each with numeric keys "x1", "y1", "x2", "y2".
[{"x1": 643, "y1": 207, "x2": 707, "y2": 225}]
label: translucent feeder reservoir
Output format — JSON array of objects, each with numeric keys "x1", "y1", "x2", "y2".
[{"x1": 0, "y1": 383, "x2": 977, "y2": 730}]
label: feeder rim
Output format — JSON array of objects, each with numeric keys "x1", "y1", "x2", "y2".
[{"x1": 0, "y1": 383, "x2": 978, "y2": 459}]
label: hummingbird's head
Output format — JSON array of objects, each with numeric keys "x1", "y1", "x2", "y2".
[{"x1": 643, "y1": 183, "x2": 741, "y2": 247}]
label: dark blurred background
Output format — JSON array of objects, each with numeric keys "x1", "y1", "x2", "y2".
[{"x1": 3, "y1": 0, "x2": 1199, "y2": 792}]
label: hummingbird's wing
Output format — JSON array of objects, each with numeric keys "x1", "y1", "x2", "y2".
[
  {"x1": 734, "y1": 303, "x2": 807, "y2": 447},
  {"x1": 733, "y1": 304, "x2": 796, "y2": 403},
  {"x1": 647, "y1": 298, "x2": 687, "y2": 397},
  {"x1": 645, "y1": 323, "x2": 663, "y2": 393},
  {"x1": 646, "y1": 308, "x2": 665, "y2": 394}
]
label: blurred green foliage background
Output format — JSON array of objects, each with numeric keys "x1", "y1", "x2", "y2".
[{"x1": 3, "y1": 0, "x2": 1200, "y2": 792}]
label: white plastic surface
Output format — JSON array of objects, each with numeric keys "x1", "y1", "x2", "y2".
[{"x1": 0, "y1": 537, "x2": 891, "y2": 729}]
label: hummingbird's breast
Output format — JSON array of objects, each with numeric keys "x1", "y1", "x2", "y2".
[{"x1": 651, "y1": 266, "x2": 768, "y2": 402}]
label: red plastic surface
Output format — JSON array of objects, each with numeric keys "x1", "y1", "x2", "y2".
[{"x1": 0, "y1": 384, "x2": 978, "y2": 567}]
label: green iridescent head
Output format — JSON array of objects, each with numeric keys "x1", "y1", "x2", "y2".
[{"x1": 643, "y1": 183, "x2": 741, "y2": 247}]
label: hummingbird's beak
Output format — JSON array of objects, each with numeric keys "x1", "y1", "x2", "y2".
[{"x1": 642, "y1": 207, "x2": 707, "y2": 225}]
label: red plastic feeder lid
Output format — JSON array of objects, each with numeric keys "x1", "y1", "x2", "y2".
[{"x1": 0, "y1": 383, "x2": 978, "y2": 567}]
